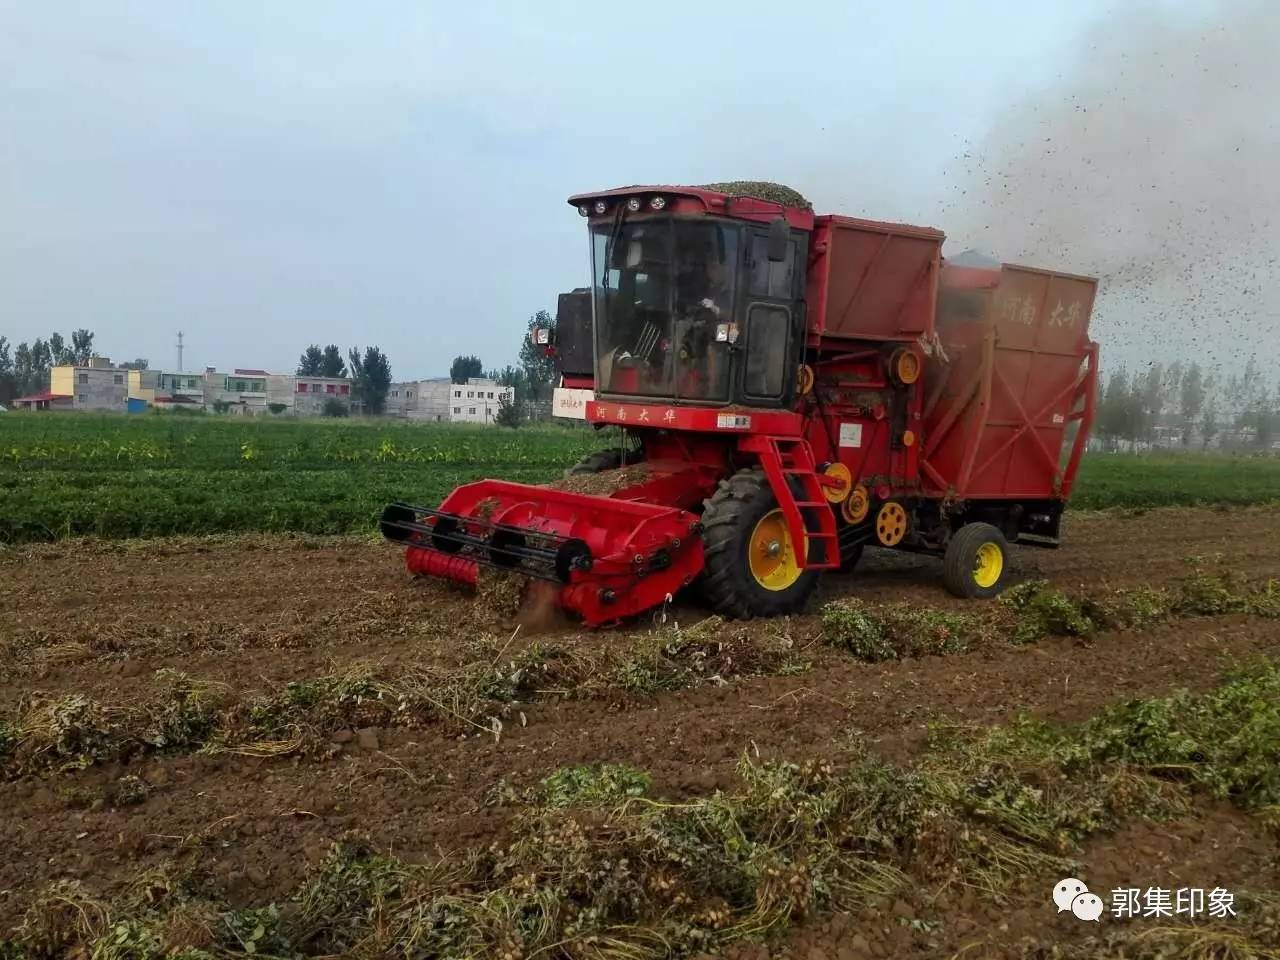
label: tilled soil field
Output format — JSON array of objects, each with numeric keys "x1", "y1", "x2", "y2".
[{"x1": 2, "y1": 504, "x2": 1279, "y2": 959}]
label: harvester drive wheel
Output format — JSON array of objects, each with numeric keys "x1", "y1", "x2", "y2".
[
  {"x1": 565, "y1": 448, "x2": 637, "y2": 477},
  {"x1": 701, "y1": 468, "x2": 821, "y2": 619},
  {"x1": 943, "y1": 522, "x2": 1010, "y2": 599}
]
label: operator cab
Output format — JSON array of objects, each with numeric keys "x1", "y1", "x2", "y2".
[{"x1": 565, "y1": 185, "x2": 810, "y2": 409}]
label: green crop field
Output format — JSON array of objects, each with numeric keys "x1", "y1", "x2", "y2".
[
  {"x1": 1069, "y1": 451, "x2": 1280, "y2": 511},
  {"x1": 0, "y1": 413, "x2": 606, "y2": 542},
  {"x1": 1, "y1": 413, "x2": 1278, "y2": 542}
]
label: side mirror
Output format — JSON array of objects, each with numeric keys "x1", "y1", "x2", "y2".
[
  {"x1": 610, "y1": 237, "x2": 644, "y2": 270},
  {"x1": 624, "y1": 240, "x2": 643, "y2": 269},
  {"x1": 532, "y1": 327, "x2": 551, "y2": 346},
  {"x1": 767, "y1": 217, "x2": 789, "y2": 262}
]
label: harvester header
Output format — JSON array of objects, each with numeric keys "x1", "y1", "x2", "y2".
[{"x1": 384, "y1": 181, "x2": 1099, "y2": 625}]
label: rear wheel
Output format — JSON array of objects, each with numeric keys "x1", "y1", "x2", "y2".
[
  {"x1": 942, "y1": 522, "x2": 1009, "y2": 599},
  {"x1": 701, "y1": 468, "x2": 820, "y2": 618}
]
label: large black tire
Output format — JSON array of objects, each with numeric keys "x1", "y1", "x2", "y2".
[
  {"x1": 701, "y1": 468, "x2": 821, "y2": 619},
  {"x1": 565, "y1": 448, "x2": 634, "y2": 477},
  {"x1": 942, "y1": 522, "x2": 1009, "y2": 599}
]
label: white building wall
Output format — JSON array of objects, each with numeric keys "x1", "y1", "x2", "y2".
[
  {"x1": 447, "y1": 378, "x2": 514, "y2": 424},
  {"x1": 413, "y1": 380, "x2": 453, "y2": 421},
  {"x1": 388, "y1": 379, "x2": 463, "y2": 421},
  {"x1": 203, "y1": 371, "x2": 269, "y2": 414},
  {"x1": 387, "y1": 381, "x2": 421, "y2": 419}
]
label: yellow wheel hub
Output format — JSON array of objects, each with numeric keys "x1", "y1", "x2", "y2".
[
  {"x1": 822, "y1": 462, "x2": 852, "y2": 503},
  {"x1": 973, "y1": 541, "x2": 1004, "y2": 589},
  {"x1": 748, "y1": 509, "x2": 803, "y2": 591},
  {"x1": 842, "y1": 484, "x2": 870, "y2": 524},
  {"x1": 875, "y1": 502, "x2": 908, "y2": 546}
]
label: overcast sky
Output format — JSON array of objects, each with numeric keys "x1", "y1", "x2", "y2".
[{"x1": 2, "y1": 0, "x2": 1274, "y2": 382}]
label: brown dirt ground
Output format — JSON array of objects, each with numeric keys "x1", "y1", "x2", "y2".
[
  {"x1": 1, "y1": 505, "x2": 1279, "y2": 939},
  {"x1": 718, "y1": 802, "x2": 1280, "y2": 959}
]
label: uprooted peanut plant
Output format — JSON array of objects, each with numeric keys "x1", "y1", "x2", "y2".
[
  {"x1": 822, "y1": 568, "x2": 1280, "y2": 660},
  {"x1": 5, "y1": 658, "x2": 1280, "y2": 959},
  {"x1": 0, "y1": 618, "x2": 807, "y2": 779}
]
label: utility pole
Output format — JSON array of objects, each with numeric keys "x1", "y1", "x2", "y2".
[{"x1": 176, "y1": 331, "x2": 184, "y2": 372}]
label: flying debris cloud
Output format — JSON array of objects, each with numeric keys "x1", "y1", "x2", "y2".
[{"x1": 941, "y1": 0, "x2": 1280, "y2": 377}]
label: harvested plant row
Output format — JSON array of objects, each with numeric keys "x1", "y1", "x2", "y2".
[
  {"x1": 4, "y1": 571, "x2": 1278, "y2": 781},
  {"x1": 0, "y1": 582, "x2": 461, "y2": 683},
  {"x1": 821, "y1": 568, "x2": 1280, "y2": 661},
  {"x1": 5, "y1": 659, "x2": 1280, "y2": 959},
  {"x1": 0, "y1": 619, "x2": 805, "y2": 779}
]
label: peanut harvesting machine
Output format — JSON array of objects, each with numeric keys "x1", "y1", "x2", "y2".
[{"x1": 382, "y1": 183, "x2": 1099, "y2": 625}]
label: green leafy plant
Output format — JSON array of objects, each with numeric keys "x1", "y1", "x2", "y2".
[
  {"x1": 320, "y1": 397, "x2": 349, "y2": 418},
  {"x1": 999, "y1": 581, "x2": 1094, "y2": 644},
  {"x1": 494, "y1": 392, "x2": 523, "y2": 427},
  {"x1": 537, "y1": 764, "x2": 651, "y2": 807},
  {"x1": 821, "y1": 598, "x2": 988, "y2": 661},
  {"x1": 221, "y1": 906, "x2": 287, "y2": 956}
]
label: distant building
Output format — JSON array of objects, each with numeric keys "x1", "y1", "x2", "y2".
[
  {"x1": 128, "y1": 369, "x2": 205, "y2": 409},
  {"x1": 11, "y1": 390, "x2": 74, "y2": 411},
  {"x1": 197, "y1": 368, "x2": 352, "y2": 415},
  {"x1": 387, "y1": 378, "x2": 514, "y2": 423},
  {"x1": 199, "y1": 368, "x2": 271, "y2": 414},
  {"x1": 22, "y1": 359, "x2": 354, "y2": 416},
  {"x1": 290, "y1": 374, "x2": 353, "y2": 415},
  {"x1": 447, "y1": 377, "x2": 514, "y2": 424},
  {"x1": 388, "y1": 378, "x2": 453, "y2": 421},
  {"x1": 49, "y1": 358, "x2": 129, "y2": 411},
  {"x1": 387, "y1": 380, "x2": 422, "y2": 419}
]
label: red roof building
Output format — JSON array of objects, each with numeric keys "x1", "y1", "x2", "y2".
[{"x1": 12, "y1": 391, "x2": 73, "y2": 411}]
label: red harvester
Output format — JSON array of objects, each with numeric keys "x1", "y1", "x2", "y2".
[{"x1": 382, "y1": 183, "x2": 1099, "y2": 625}]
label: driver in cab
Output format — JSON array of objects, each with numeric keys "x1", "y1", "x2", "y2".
[{"x1": 674, "y1": 243, "x2": 735, "y2": 399}]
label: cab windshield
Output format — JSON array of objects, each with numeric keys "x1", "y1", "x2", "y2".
[{"x1": 592, "y1": 217, "x2": 740, "y2": 401}]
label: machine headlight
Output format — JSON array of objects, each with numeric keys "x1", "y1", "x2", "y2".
[
  {"x1": 578, "y1": 204, "x2": 590, "y2": 217},
  {"x1": 649, "y1": 196, "x2": 666, "y2": 211},
  {"x1": 626, "y1": 196, "x2": 642, "y2": 212},
  {"x1": 593, "y1": 200, "x2": 608, "y2": 215}
]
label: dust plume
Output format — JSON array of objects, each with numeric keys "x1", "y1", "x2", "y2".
[{"x1": 941, "y1": 0, "x2": 1280, "y2": 375}]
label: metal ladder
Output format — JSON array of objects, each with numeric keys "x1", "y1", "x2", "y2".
[{"x1": 749, "y1": 436, "x2": 841, "y2": 569}]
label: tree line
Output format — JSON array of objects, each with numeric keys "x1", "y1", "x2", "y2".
[
  {"x1": 7, "y1": 320, "x2": 1276, "y2": 452},
  {"x1": 295, "y1": 309, "x2": 555, "y2": 426},
  {"x1": 295, "y1": 343, "x2": 392, "y2": 415},
  {"x1": 0, "y1": 330, "x2": 97, "y2": 404},
  {"x1": 1095, "y1": 358, "x2": 1280, "y2": 451},
  {"x1": 0, "y1": 313, "x2": 547, "y2": 423}
]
